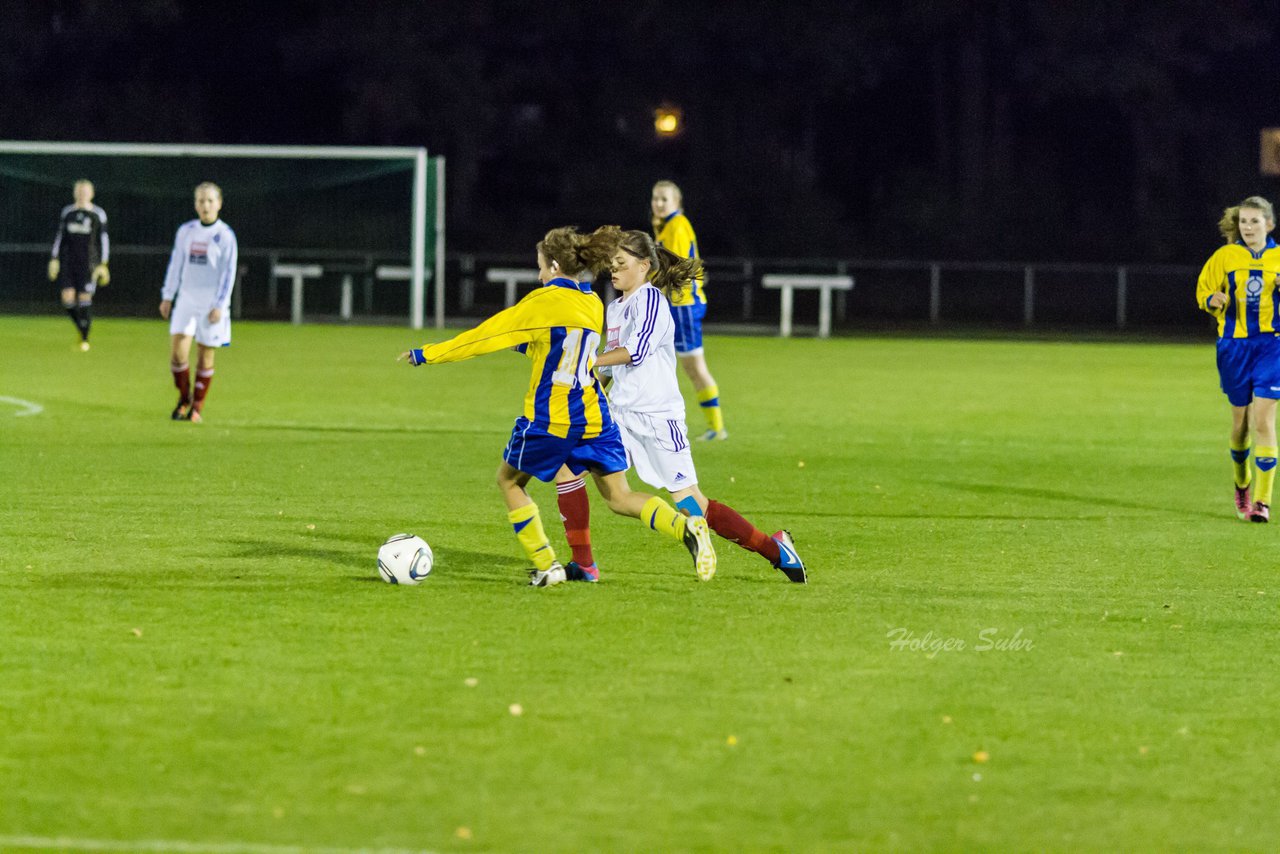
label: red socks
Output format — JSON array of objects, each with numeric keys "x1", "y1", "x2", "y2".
[
  {"x1": 171, "y1": 362, "x2": 191, "y2": 403},
  {"x1": 706, "y1": 500, "x2": 781, "y2": 566},
  {"x1": 556, "y1": 477, "x2": 594, "y2": 567},
  {"x1": 192, "y1": 369, "x2": 215, "y2": 413}
]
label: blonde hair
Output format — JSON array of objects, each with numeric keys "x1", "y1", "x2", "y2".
[
  {"x1": 194, "y1": 181, "x2": 223, "y2": 199},
  {"x1": 652, "y1": 179, "x2": 682, "y2": 205},
  {"x1": 651, "y1": 180, "x2": 684, "y2": 232},
  {"x1": 1219, "y1": 196, "x2": 1275, "y2": 242},
  {"x1": 537, "y1": 225, "x2": 621, "y2": 278},
  {"x1": 616, "y1": 229, "x2": 703, "y2": 300}
]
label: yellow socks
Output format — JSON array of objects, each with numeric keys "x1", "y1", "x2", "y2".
[
  {"x1": 508, "y1": 502, "x2": 556, "y2": 572},
  {"x1": 1255, "y1": 446, "x2": 1278, "y2": 505},
  {"x1": 1231, "y1": 438, "x2": 1252, "y2": 489},
  {"x1": 697, "y1": 384, "x2": 724, "y2": 434},
  {"x1": 641, "y1": 496, "x2": 686, "y2": 542}
]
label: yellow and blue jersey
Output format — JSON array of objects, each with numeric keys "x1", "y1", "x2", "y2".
[
  {"x1": 421, "y1": 278, "x2": 611, "y2": 438},
  {"x1": 1197, "y1": 238, "x2": 1280, "y2": 338},
  {"x1": 655, "y1": 211, "x2": 705, "y2": 307}
]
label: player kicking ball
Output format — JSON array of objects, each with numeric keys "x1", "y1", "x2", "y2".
[
  {"x1": 159, "y1": 182, "x2": 238, "y2": 423},
  {"x1": 400, "y1": 226, "x2": 716, "y2": 587},
  {"x1": 554, "y1": 230, "x2": 806, "y2": 583}
]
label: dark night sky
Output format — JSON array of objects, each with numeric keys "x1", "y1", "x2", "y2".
[{"x1": 5, "y1": 0, "x2": 1280, "y2": 263}]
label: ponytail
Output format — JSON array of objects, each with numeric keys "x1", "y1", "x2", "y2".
[
  {"x1": 538, "y1": 225, "x2": 621, "y2": 277},
  {"x1": 616, "y1": 229, "x2": 702, "y2": 300}
]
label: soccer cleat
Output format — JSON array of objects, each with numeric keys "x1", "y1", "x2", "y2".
[
  {"x1": 528, "y1": 563, "x2": 567, "y2": 587},
  {"x1": 772, "y1": 530, "x2": 807, "y2": 583},
  {"x1": 564, "y1": 561, "x2": 600, "y2": 582},
  {"x1": 1235, "y1": 485, "x2": 1252, "y2": 521},
  {"x1": 79, "y1": 341, "x2": 90, "y2": 352},
  {"x1": 696, "y1": 429, "x2": 729, "y2": 442},
  {"x1": 171, "y1": 400, "x2": 191, "y2": 420},
  {"x1": 1251, "y1": 501, "x2": 1270, "y2": 523},
  {"x1": 681, "y1": 516, "x2": 717, "y2": 581}
]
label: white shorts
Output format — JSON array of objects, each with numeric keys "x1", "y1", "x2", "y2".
[
  {"x1": 613, "y1": 407, "x2": 698, "y2": 493},
  {"x1": 170, "y1": 296, "x2": 231, "y2": 347}
]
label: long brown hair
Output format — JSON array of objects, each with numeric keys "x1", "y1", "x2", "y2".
[
  {"x1": 538, "y1": 225, "x2": 621, "y2": 277},
  {"x1": 616, "y1": 229, "x2": 703, "y2": 300},
  {"x1": 1219, "y1": 196, "x2": 1275, "y2": 243}
]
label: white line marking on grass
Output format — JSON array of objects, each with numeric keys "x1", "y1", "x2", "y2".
[
  {"x1": 0, "y1": 836, "x2": 436, "y2": 854},
  {"x1": 0, "y1": 396, "x2": 43, "y2": 416}
]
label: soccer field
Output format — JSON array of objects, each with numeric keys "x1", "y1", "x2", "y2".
[{"x1": 3, "y1": 316, "x2": 1279, "y2": 851}]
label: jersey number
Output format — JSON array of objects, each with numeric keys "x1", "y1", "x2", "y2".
[{"x1": 551, "y1": 329, "x2": 600, "y2": 388}]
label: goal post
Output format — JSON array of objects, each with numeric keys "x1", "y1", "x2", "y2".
[{"x1": 0, "y1": 140, "x2": 444, "y2": 329}]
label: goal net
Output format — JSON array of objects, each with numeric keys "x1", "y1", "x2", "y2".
[{"x1": 0, "y1": 142, "x2": 445, "y2": 328}]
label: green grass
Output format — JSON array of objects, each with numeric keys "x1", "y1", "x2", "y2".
[{"x1": 2, "y1": 316, "x2": 1279, "y2": 852}]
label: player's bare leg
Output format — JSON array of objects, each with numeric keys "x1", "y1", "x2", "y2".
[
  {"x1": 497, "y1": 462, "x2": 564, "y2": 586},
  {"x1": 75, "y1": 290, "x2": 94, "y2": 349},
  {"x1": 670, "y1": 485, "x2": 805, "y2": 582},
  {"x1": 593, "y1": 471, "x2": 716, "y2": 580},
  {"x1": 61, "y1": 286, "x2": 90, "y2": 349},
  {"x1": 169, "y1": 333, "x2": 194, "y2": 420},
  {"x1": 554, "y1": 464, "x2": 597, "y2": 582},
  {"x1": 1231, "y1": 404, "x2": 1252, "y2": 519},
  {"x1": 1248, "y1": 398, "x2": 1277, "y2": 522},
  {"x1": 680, "y1": 352, "x2": 726, "y2": 440},
  {"x1": 188, "y1": 344, "x2": 217, "y2": 423}
]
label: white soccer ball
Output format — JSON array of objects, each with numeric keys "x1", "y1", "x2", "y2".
[{"x1": 377, "y1": 533, "x2": 434, "y2": 585}]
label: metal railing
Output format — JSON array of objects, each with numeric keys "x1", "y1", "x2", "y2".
[{"x1": 0, "y1": 242, "x2": 1201, "y2": 330}]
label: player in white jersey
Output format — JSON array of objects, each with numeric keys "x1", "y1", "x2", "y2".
[
  {"x1": 554, "y1": 230, "x2": 806, "y2": 583},
  {"x1": 159, "y1": 182, "x2": 238, "y2": 423},
  {"x1": 49, "y1": 179, "x2": 110, "y2": 351}
]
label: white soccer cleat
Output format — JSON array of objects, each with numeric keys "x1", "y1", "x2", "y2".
[
  {"x1": 682, "y1": 516, "x2": 717, "y2": 581},
  {"x1": 528, "y1": 562, "x2": 567, "y2": 587}
]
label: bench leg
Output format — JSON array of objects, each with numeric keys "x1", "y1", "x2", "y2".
[
  {"x1": 291, "y1": 276, "x2": 304, "y2": 326},
  {"x1": 780, "y1": 287, "x2": 793, "y2": 338}
]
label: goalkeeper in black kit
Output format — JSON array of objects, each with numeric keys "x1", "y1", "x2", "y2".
[{"x1": 49, "y1": 179, "x2": 110, "y2": 351}]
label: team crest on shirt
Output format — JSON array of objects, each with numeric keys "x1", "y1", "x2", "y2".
[{"x1": 189, "y1": 241, "x2": 209, "y2": 265}]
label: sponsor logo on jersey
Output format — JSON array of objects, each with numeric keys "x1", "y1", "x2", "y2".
[
  {"x1": 66, "y1": 217, "x2": 92, "y2": 234},
  {"x1": 1248, "y1": 273, "x2": 1264, "y2": 298},
  {"x1": 190, "y1": 241, "x2": 209, "y2": 265}
]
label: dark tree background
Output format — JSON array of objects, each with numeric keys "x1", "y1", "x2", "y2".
[{"x1": 4, "y1": 0, "x2": 1278, "y2": 261}]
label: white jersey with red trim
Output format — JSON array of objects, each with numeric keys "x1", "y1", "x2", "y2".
[{"x1": 161, "y1": 218, "x2": 238, "y2": 310}]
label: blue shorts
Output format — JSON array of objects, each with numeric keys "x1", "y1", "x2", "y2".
[
  {"x1": 672, "y1": 303, "x2": 706, "y2": 355},
  {"x1": 1217, "y1": 335, "x2": 1280, "y2": 406},
  {"x1": 502, "y1": 417, "x2": 629, "y2": 482}
]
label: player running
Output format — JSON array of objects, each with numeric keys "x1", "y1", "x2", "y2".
[
  {"x1": 1198, "y1": 195, "x2": 1280, "y2": 523},
  {"x1": 160, "y1": 182, "x2": 239, "y2": 424},
  {"x1": 651, "y1": 180, "x2": 726, "y2": 440},
  {"x1": 555, "y1": 230, "x2": 806, "y2": 583},
  {"x1": 399, "y1": 225, "x2": 716, "y2": 587},
  {"x1": 49, "y1": 180, "x2": 110, "y2": 351}
]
